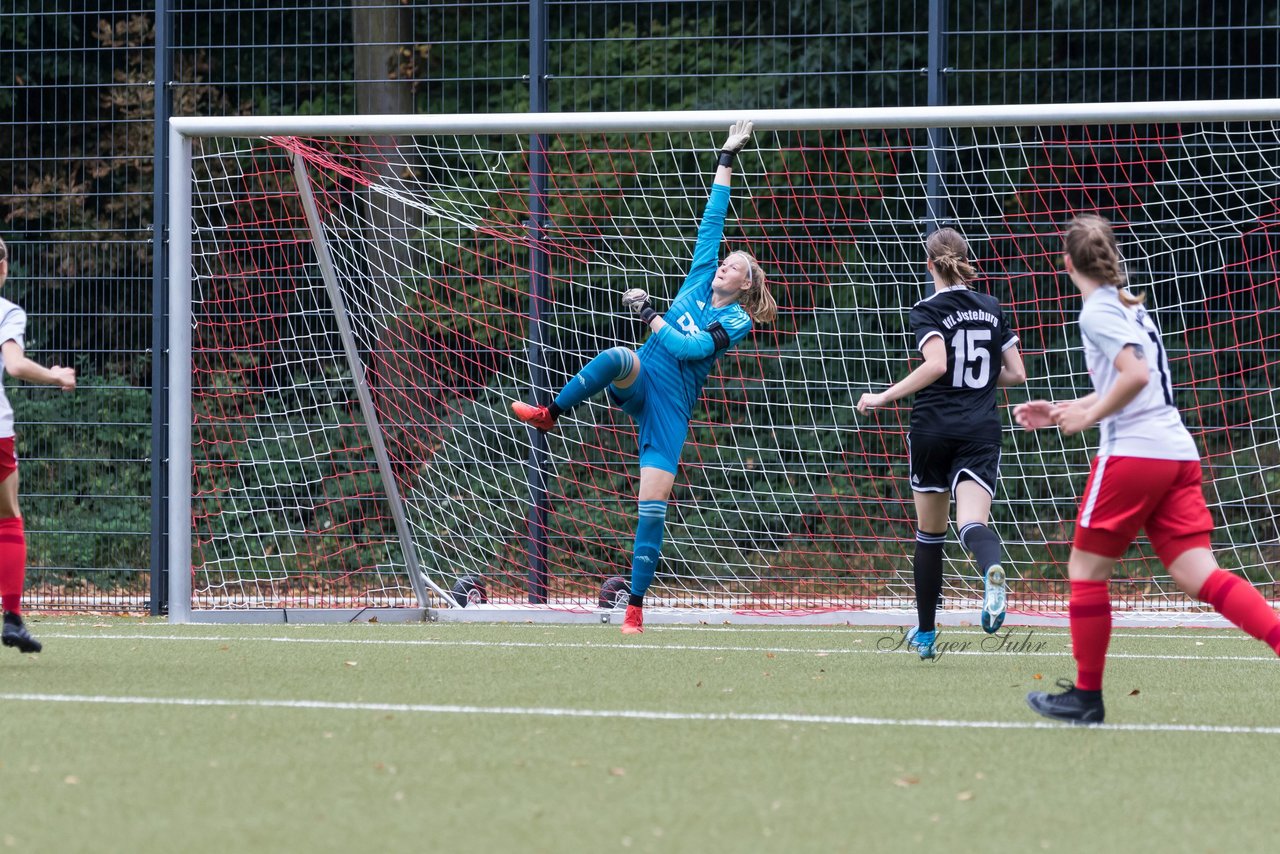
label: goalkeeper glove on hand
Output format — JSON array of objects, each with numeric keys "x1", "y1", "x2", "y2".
[
  {"x1": 717, "y1": 119, "x2": 754, "y2": 167},
  {"x1": 622, "y1": 288, "x2": 658, "y2": 324}
]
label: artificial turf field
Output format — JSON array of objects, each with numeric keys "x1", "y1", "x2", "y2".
[{"x1": 1, "y1": 617, "x2": 1276, "y2": 853}]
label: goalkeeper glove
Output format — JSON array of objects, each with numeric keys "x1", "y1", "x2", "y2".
[
  {"x1": 716, "y1": 118, "x2": 754, "y2": 167},
  {"x1": 622, "y1": 288, "x2": 658, "y2": 324}
]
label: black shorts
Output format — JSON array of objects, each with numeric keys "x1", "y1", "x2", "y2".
[{"x1": 908, "y1": 432, "x2": 1001, "y2": 497}]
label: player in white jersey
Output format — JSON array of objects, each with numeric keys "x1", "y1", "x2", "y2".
[
  {"x1": 1015, "y1": 215, "x2": 1280, "y2": 723},
  {"x1": 0, "y1": 238, "x2": 77, "y2": 654}
]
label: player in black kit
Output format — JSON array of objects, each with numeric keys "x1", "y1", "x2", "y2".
[{"x1": 857, "y1": 228, "x2": 1026, "y2": 660}]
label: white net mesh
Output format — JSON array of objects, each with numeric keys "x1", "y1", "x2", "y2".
[{"x1": 180, "y1": 116, "x2": 1280, "y2": 619}]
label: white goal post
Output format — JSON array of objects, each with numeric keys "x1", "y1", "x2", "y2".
[{"x1": 168, "y1": 100, "x2": 1280, "y2": 624}]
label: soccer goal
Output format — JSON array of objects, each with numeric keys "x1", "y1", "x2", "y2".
[{"x1": 168, "y1": 101, "x2": 1280, "y2": 625}]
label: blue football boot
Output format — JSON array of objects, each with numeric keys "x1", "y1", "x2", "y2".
[
  {"x1": 981, "y1": 564, "x2": 1007, "y2": 634},
  {"x1": 905, "y1": 626, "x2": 936, "y2": 661}
]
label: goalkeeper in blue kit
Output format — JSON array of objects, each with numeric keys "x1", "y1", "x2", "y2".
[{"x1": 512, "y1": 119, "x2": 777, "y2": 634}]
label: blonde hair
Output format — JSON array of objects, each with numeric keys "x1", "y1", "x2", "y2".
[
  {"x1": 729, "y1": 250, "x2": 777, "y2": 325},
  {"x1": 1064, "y1": 214, "x2": 1144, "y2": 306},
  {"x1": 0, "y1": 237, "x2": 7, "y2": 265},
  {"x1": 925, "y1": 227, "x2": 977, "y2": 285}
]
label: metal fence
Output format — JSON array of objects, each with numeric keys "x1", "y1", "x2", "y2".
[{"x1": 1, "y1": 0, "x2": 1276, "y2": 612}]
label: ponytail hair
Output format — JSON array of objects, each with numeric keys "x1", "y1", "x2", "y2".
[
  {"x1": 925, "y1": 227, "x2": 977, "y2": 285},
  {"x1": 1064, "y1": 214, "x2": 1144, "y2": 305},
  {"x1": 730, "y1": 250, "x2": 777, "y2": 325}
]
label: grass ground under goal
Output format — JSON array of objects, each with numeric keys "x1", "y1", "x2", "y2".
[{"x1": 1, "y1": 616, "x2": 1276, "y2": 853}]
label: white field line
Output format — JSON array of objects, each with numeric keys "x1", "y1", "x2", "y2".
[
  {"x1": 614, "y1": 624, "x2": 1265, "y2": 642},
  {"x1": 30, "y1": 620, "x2": 1267, "y2": 642},
  {"x1": 2, "y1": 691, "x2": 1278, "y2": 736},
  {"x1": 32, "y1": 632, "x2": 1280, "y2": 662}
]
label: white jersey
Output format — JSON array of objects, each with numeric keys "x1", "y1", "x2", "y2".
[
  {"x1": 1079, "y1": 286, "x2": 1198, "y2": 461},
  {"x1": 0, "y1": 297, "x2": 26, "y2": 439}
]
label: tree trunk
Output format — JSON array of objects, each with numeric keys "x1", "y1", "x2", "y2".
[{"x1": 351, "y1": 0, "x2": 420, "y2": 300}]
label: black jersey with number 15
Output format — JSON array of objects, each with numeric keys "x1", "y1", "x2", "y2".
[{"x1": 907, "y1": 286, "x2": 1018, "y2": 445}]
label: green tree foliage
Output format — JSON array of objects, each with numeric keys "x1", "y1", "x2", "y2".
[{"x1": 15, "y1": 375, "x2": 150, "y2": 590}]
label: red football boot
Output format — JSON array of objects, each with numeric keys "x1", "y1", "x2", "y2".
[
  {"x1": 510, "y1": 401, "x2": 557, "y2": 432},
  {"x1": 620, "y1": 604, "x2": 644, "y2": 634}
]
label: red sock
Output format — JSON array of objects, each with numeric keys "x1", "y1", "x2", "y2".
[
  {"x1": 1069, "y1": 579, "x2": 1111, "y2": 691},
  {"x1": 1197, "y1": 569, "x2": 1280, "y2": 656},
  {"x1": 0, "y1": 516, "x2": 27, "y2": 615}
]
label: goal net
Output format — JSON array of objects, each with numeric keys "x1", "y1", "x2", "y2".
[{"x1": 168, "y1": 105, "x2": 1280, "y2": 624}]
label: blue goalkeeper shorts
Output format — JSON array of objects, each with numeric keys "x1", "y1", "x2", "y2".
[{"x1": 607, "y1": 361, "x2": 690, "y2": 475}]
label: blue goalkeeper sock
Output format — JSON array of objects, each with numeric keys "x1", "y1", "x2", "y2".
[
  {"x1": 554, "y1": 347, "x2": 634, "y2": 412},
  {"x1": 627, "y1": 500, "x2": 667, "y2": 605}
]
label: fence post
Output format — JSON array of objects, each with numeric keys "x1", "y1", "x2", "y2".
[
  {"x1": 524, "y1": 0, "x2": 551, "y2": 604},
  {"x1": 150, "y1": 0, "x2": 172, "y2": 615}
]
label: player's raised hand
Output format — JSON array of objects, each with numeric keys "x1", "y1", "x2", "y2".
[
  {"x1": 622, "y1": 287, "x2": 657, "y2": 324},
  {"x1": 721, "y1": 119, "x2": 754, "y2": 154},
  {"x1": 1012, "y1": 400, "x2": 1057, "y2": 430}
]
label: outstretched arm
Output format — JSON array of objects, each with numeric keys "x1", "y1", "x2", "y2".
[
  {"x1": 621, "y1": 288, "x2": 752, "y2": 361},
  {"x1": 2, "y1": 340, "x2": 75, "y2": 390},
  {"x1": 679, "y1": 120, "x2": 754, "y2": 299},
  {"x1": 713, "y1": 119, "x2": 753, "y2": 189},
  {"x1": 648, "y1": 314, "x2": 751, "y2": 361},
  {"x1": 1053, "y1": 345, "x2": 1148, "y2": 435},
  {"x1": 857, "y1": 336, "x2": 947, "y2": 414}
]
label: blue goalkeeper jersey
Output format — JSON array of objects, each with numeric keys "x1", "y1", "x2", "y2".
[{"x1": 636, "y1": 183, "x2": 754, "y2": 415}]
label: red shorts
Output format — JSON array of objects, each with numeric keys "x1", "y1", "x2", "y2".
[
  {"x1": 0, "y1": 437, "x2": 15, "y2": 482},
  {"x1": 1073, "y1": 456, "x2": 1213, "y2": 566}
]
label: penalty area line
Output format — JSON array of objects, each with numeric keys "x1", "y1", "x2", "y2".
[{"x1": 1, "y1": 691, "x2": 1279, "y2": 736}]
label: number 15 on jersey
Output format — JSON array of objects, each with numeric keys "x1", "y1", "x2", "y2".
[{"x1": 951, "y1": 328, "x2": 992, "y2": 389}]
